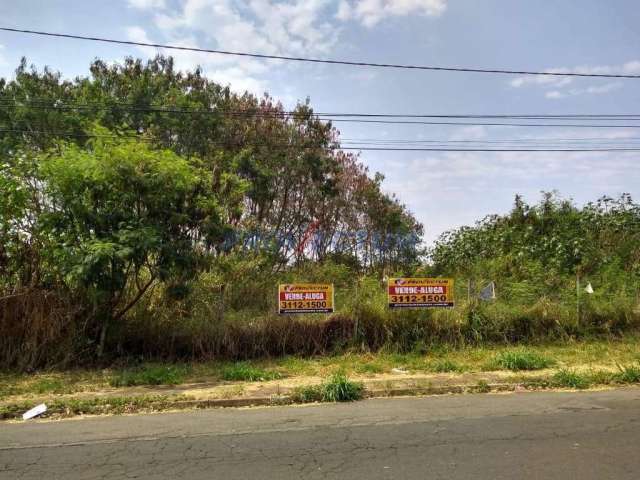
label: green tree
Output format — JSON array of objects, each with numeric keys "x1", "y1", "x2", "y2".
[{"x1": 38, "y1": 135, "x2": 227, "y2": 355}]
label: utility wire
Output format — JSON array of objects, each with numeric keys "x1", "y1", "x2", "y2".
[
  {"x1": 1, "y1": 27, "x2": 640, "y2": 79},
  {"x1": 340, "y1": 136, "x2": 640, "y2": 144},
  {"x1": 3, "y1": 129, "x2": 640, "y2": 152},
  {"x1": 2, "y1": 100, "x2": 640, "y2": 120},
  {"x1": 2, "y1": 103, "x2": 640, "y2": 128}
]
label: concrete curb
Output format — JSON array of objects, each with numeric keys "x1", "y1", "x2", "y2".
[{"x1": 0, "y1": 381, "x2": 525, "y2": 420}]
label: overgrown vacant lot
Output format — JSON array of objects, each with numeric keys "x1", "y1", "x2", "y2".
[{"x1": 2, "y1": 336, "x2": 640, "y2": 400}]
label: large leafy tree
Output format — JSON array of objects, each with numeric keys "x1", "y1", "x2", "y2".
[
  {"x1": 430, "y1": 192, "x2": 640, "y2": 279},
  {"x1": 37, "y1": 136, "x2": 227, "y2": 354},
  {"x1": 1, "y1": 55, "x2": 424, "y2": 280}
]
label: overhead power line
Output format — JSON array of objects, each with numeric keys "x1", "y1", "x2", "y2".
[
  {"x1": 1, "y1": 27, "x2": 640, "y2": 79},
  {"x1": 3, "y1": 129, "x2": 640, "y2": 152},
  {"x1": 2, "y1": 99, "x2": 640, "y2": 120},
  {"x1": 2, "y1": 102, "x2": 640, "y2": 128}
]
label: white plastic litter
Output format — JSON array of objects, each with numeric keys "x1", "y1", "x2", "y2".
[{"x1": 22, "y1": 403, "x2": 47, "y2": 420}]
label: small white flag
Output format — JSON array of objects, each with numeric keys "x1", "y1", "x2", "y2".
[
  {"x1": 479, "y1": 282, "x2": 496, "y2": 301},
  {"x1": 22, "y1": 403, "x2": 47, "y2": 420},
  {"x1": 584, "y1": 283, "x2": 594, "y2": 294}
]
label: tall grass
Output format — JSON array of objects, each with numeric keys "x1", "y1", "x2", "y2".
[
  {"x1": 494, "y1": 350, "x2": 555, "y2": 371},
  {"x1": 3, "y1": 266, "x2": 640, "y2": 371},
  {"x1": 292, "y1": 373, "x2": 363, "y2": 403}
]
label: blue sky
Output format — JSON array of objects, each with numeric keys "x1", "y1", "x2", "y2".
[{"x1": 1, "y1": 0, "x2": 639, "y2": 243}]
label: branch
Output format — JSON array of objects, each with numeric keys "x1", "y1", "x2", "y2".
[{"x1": 113, "y1": 275, "x2": 156, "y2": 321}]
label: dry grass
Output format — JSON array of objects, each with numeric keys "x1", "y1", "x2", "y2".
[
  {"x1": 0, "y1": 289, "x2": 80, "y2": 370},
  {"x1": 3, "y1": 336, "x2": 640, "y2": 400}
]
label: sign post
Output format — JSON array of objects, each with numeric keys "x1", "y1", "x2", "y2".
[
  {"x1": 388, "y1": 278, "x2": 454, "y2": 309},
  {"x1": 278, "y1": 284, "x2": 334, "y2": 314}
]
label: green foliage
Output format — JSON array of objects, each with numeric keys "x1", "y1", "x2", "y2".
[
  {"x1": 355, "y1": 363, "x2": 385, "y2": 374},
  {"x1": 30, "y1": 378, "x2": 69, "y2": 394},
  {"x1": 321, "y1": 373, "x2": 364, "y2": 402},
  {"x1": 2, "y1": 58, "x2": 640, "y2": 372},
  {"x1": 430, "y1": 192, "x2": 640, "y2": 289},
  {"x1": 552, "y1": 369, "x2": 591, "y2": 389},
  {"x1": 0, "y1": 395, "x2": 187, "y2": 419},
  {"x1": 293, "y1": 373, "x2": 364, "y2": 403},
  {"x1": 221, "y1": 362, "x2": 282, "y2": 382},
  {"x1": 431, "y1": 359, "x2": 463, "y2": 373},
  {"x1": 291, "y1": 384, "x2": 324, "y2": 403},
  {"x1": 110, "y1": 365, "x2": 188, "y2": 387},
  {"x1": 614, "y1": 363, "x2": 640, "y2": 383},
  {"x1": 1, "y1": 56, "x2": 425, "y2": 368},
  {"x1": 475, "y1": 380, "x2": 491, "y2": 393},
  {"x1": 493, "y1": 350, "x2": 554, "y2": 371}
]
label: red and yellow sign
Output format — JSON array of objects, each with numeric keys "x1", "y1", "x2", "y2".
[
  {"x1": 278, "y1": 284, "x2": 334, "y2": 314},
  {"x1": 388, "y1": 278, "x2": 454, "y2": 308}
]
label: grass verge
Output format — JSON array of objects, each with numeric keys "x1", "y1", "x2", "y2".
[
  {"x1": 3, "y1": 336, "x2": 640, "y2": 400},
  {"x1": 0, "y1": 394, "x2": 193, "y2": 420},
  {"x1": 4, "y1": 363, "x2": 640, "y2": 420},
  {"x1": 221, "y1": 362, "x2": 282, "y2": 382}
]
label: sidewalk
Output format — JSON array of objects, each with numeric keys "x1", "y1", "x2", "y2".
[{"x1": 1, "y1": 367, "x2": 617, "y2": 420}]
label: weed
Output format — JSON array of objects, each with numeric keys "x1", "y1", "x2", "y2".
[
  {"x1": 110, "y1": 365, "x2": 188, "y2": 387},
  {"x1": 221, "y1": 362, "x2": 281, "y2": 382},
  {"x1": 614, "y1": 363, "x2": 640, "y2": 383},
  {"x1": 218, "y1": 385, "x2": 246, "y2": 399},
  {"x1": 588, "y1": 370, "x2": 615, "y2": 385},
  {"x1": 475, "y1": 380, "x2": 491, "y2": 393},
  {"x1": 553, "y1": 369, "x2": 591, "y2": 389},
  {"x1": 355, "y1": 363, "x2": 384, "y2": 374},
  {"x1": 321, "y1": 373, "x2": 363, "y2": 402},
  {"x1": 291, "y1": 373, "x2": 363, "y2": 403},
  {"x1": 431, "y1": 359, "x2": 463, "y2": 373},
  {"x1": 31, "y1": 377, "x2": 69, "y2": 394},
  {"x1": 0, "y1": 395, "x2": 191, "y2": 419},
  {"x1": 494, "y1": 350, "x2": 554, "y2": 371},
  {"x1": 291, "y1": 384, "x2": 323, "y2": 403}
]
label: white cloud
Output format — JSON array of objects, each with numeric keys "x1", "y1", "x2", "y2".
[
  {"x1": 336, "y1": 0, "x2": 447, "y2": 27},
  {"x1": 126, "y1": 0, "x2": 450, "y2": 93},
  {"x1": 545, "y1": 81, "x2": 622, "y2": 99},
  {"x1": 545, "y1": 90, "x2": 564, "y2": 99},
  {"x1": 126, "y1": 25, "x2": 269, "y2": 94},
  {"x1": 510, "y1": 60, "x2": 640, "y2": 89},
  {"x1": 378, "y1": 148, "x2": 640, "y2": 243},
  {"x1": 336, "y1": 0, "x2": 352, "y2": 20},
  {"x1": 509, "y1": 60, "x2": 640, "y2": 98},
  {"x1": 129, "y1": 0, "x2": 341, "y2": 94},
  {"x1": 152, "y1": 0, "x2": 337, "y2": 55},
  {"x1": 128, "y1": 0, "x2": 166, "y2": 9}
]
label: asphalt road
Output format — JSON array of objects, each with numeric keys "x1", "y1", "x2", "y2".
[{"x1": 2, "y1": 388, "x2": 640, "y2": 479}]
